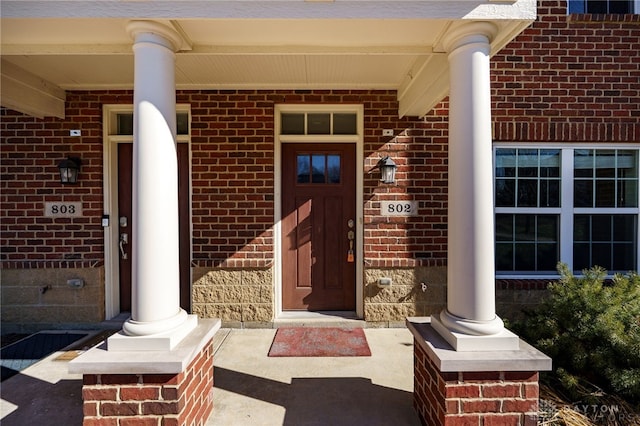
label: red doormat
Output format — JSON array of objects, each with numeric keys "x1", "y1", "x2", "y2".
[{"x1": 268, "y1": 327, "x2": 371, "y2": 357}]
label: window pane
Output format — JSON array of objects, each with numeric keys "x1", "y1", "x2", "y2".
[
  {"x1": 311, "y1": 155, "x2": 325, "y2": 183},
  {"x1": 308, "y1": 113, "x2": 331, "y2": 135},
  {"x1": 333, "y1": 114, "x2": 357, "y2": 135},
  {"x1": 514, "y1": 244, "x2": 536, "y2": 270},
  {"x1": 595, "y1": 180, "x2": 615, "y2": 207},
  {"x1": 496, "y1": 243, "x2": 514, "y2": 270},
  {"x1": 117, "y1": 113, "x2": 134, "y2": 135},
  {"x1": 495, "y1": 149, "x2": 516, "y2": 177},
  {"x1": 297, "y1": 155, "x2": 310, "y2": 183},
  {"x1": 540, "y1": 180, "x2": 560, "y2": 207},
  {"x1": 540, "y1": 150, "x2": 560, "y2": 177},
  {"x1": 618, "y1": 150, "x2": 638, "y2": 178},
  {"x1": 517, "y1": 179, "x2": 538, "y2": 207},
  {"x1": 574, "y1": 180, "x2": 593, "y2": 207},
  {"x1": 591, "y1": 215, "x2": 612, "y2": 241},
  {"x1": 613, "y1": 215, "x2": 635, "y2": 241},
  {"x1": 496, "y1": 214, "x2": 514, "y2": 241},
  {"x1": 517, "y1": 149, "x2": 538, "y2": 177},
  {"x1": 595, "y1": 150, "x2": 616, "y2": 177},
  {"x1": 574, "y1": 215, "x2": 590, "y2": 241},
  {"x1": 495, "y1": 180, "x2": 515, "y2": 207},
  {"x1": 574, "y1": 149, "x2": 594, "y2": 177},
  {"x1": 327, "y1": 155, "x2": 341, "y2": 183},
  {"x1": 537, "y1": 215, "x2": 558, "y2": 241},
  {"x1": 282, "y1": 113, "x2": 305, "y2": 135},
  {"x1": 573, "y1": 214, "x2": 637, "y2": 272},
  {"x1": 177, "y1": 113, "x2": 189, "y2": 135},
  {"x1": 537, "y1": 243, "x2": 559, "y2": 270},
  {"x1": 515, "y1": 215, "x2": 536, "y2": 241}
]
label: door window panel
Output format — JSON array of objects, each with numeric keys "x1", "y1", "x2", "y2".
[{"x1": 297, "y1": 154, "x2": 341, "y2": 184}]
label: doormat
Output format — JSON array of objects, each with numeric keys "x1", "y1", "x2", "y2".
[
  {"x1": 1, "y1": 332, "x2": 88, "y2": 382},
  {"x1": 268, "y1": 327, "x2": 371, "y2": 357}
]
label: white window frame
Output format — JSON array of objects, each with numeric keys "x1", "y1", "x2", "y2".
[{"x1": 494, "y1": 142, "x2": 640, "y2": 279}]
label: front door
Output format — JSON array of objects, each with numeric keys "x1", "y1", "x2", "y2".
[
  {"x1": 117, "y1": 142, "x2": 191, "y2": 312},
  {"x1": 282, "y1": 143, "x2": 356, "y2": 310}
]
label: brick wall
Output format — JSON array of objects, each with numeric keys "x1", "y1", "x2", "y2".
[
  {"x1": 491, "y1": 0, "x2": 640, "y2": 143},
  {"x1": 81, "y1": 338, "x2": 214, "y2": 425},
  {"x1": 413, "y1": 341, "x2": 540, "y2": 425}
]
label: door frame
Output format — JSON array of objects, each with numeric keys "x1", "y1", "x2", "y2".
[
  {"x1": 273, "y1": 104, "x2": 365, "y2": 319},
  {"x1": 102, "y1": 104, "x2": 192, "y2": 320}
]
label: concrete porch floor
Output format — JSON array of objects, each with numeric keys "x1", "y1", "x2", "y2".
[{"x1": 1, "y1": 327, "x2": 421, "y2": 425}]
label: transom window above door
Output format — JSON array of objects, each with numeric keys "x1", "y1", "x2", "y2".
[{"x1": 281, "y1": 112, "x2": 357, "y2": 135}]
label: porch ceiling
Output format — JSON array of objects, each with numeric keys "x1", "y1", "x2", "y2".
[{"x1": 0, "y1": 1, "x2": 535, "y2": 118}]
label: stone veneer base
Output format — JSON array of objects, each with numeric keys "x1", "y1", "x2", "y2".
[
  {"x1": 407, "y1": 318, "x2": 552, "y2": 426},
  {"x1": 69, "y1": 318, "x2": 220, "y2": 425}
]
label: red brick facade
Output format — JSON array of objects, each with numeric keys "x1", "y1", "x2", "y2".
[
  {"x1": 81, "y1": 339, "x2": 214, "y2": 426},
  {"x1": 413, "y1": 341, "x2": 540, "y2": 425}
]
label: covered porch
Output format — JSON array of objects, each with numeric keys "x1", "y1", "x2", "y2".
[{"x1": 1, "y1": 1, "x2": 550, "y2": 424}]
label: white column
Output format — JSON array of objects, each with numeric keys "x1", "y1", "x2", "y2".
[
  {"x1": 111, "y1": 21, "x2": 196, "y2": 349},
  {"x1": 431, "y1": 22, "x2": 518, "y2": 351}
]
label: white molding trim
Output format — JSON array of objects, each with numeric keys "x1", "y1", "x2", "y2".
[{"x1": 274, "y1": 103, "x2": 365, "y2": 319}]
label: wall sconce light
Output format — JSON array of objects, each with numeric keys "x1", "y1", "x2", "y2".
[
  {"x1": 368, "y1": 156, "x2": 397, "y2": 184},
  {"x1": 57, "y1": 157, "x2": 81, "y2": 184}
]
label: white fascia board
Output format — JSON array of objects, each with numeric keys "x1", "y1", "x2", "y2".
[
  {"x1": 2, "y1": 0, "x2": 536, "y2": 20},
  {"x1": 0, "y1": 60, "x2": 66, "y2": 118}
]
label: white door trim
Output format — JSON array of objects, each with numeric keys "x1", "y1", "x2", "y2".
[{"x1": 273, "y1": 104, "x2": 365, "y2": 319}]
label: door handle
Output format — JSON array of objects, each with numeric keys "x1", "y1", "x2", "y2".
[
  {"x1": 119, "y1": 233, "x2": 128, "y2": 260},
  {"x1": 347, "y1": 224, "x2": 355, "y2": 262}
]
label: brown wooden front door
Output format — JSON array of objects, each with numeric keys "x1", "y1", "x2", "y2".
[
  {"x1": 282, "y1": 143, "x2": 356, "y2": 310},
  {"x1": 117, "y1": 143, "x2": 191, "y2": 312}
]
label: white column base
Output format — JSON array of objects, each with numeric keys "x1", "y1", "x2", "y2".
[
  {"x1": 431, "y1": 313, "x2": 520, "y2": 352},
  {"x1": 108, "y1": 314, "x2": 198, "y2": 351}
]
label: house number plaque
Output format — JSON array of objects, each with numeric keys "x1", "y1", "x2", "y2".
[
  {"x1": 380, "y1": 201, "x2": 418, "y2": 216},
  {"x1": 44, "y1": 202, "x2": 83, "y2": 218}
]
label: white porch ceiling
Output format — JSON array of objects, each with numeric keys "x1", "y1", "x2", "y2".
[{"x1": 0, "y1": 1, "x2": 536, "y2": 118}]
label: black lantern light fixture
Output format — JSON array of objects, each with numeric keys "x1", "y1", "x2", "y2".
[
  {"x1": 368, "y1": 155, "x2": 397, "y2": 184},
  {"x1": 57, "y1": 157, "x2": 81, "y2": 184}
]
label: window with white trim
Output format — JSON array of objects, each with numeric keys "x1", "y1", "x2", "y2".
[{"x1": 494, "y1": 146, "x2": 639, "y2": 276}]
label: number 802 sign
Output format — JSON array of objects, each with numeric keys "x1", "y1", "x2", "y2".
[{"x1": 380, "y1": 201, "x2": 418, "y2": 216}]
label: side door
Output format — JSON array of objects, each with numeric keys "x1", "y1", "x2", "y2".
[{"x1": 117, "y1": 142, "x2": 191, "y2": 312}]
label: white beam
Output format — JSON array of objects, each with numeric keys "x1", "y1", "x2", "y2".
[
  {"x1": 397, "y1": 54, "x2": 449, "y2": 117},
  {"x1": 0, "y1": 60, "x2": 66, "y2": 118}
]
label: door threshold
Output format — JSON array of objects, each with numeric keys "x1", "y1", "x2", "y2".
[{"x1": 275, "y1": 311, "x2": 365, "y2": 328}]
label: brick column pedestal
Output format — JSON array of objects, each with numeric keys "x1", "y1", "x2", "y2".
[
  {"x1": 70, "y1": 319, "x2": 220, "y2": 426},
  {"x1": 414, "y1": 341, "x2": 540, "y2": 425},
  {"x1": 407, "y1": 318, "x2": 551, "y2": 426},
  {"x1": 81, "y1": 338, "x2": 213, "y2": 426}
]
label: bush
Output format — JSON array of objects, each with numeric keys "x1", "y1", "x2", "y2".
[{"x1": 512, "y1": 263, "x2": 640, "y2": 404}]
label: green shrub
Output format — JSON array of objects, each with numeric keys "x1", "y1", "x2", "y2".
[{"x1": 512, "y1": 263, "x2": 640, "y2": 404}]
